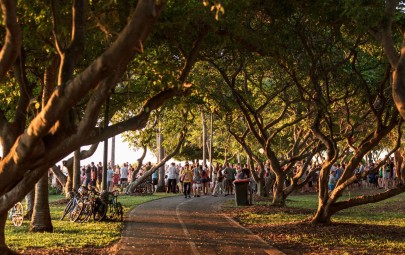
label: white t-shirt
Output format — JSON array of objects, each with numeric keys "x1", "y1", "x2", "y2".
[
  {"x1": 120, "y1": 167, "x2": 128, "y2": 179},
  {"x1": 167, "y1": 166, "x2": 177, "y2": 179}
]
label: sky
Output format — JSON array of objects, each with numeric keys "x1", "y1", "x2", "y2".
[
  {"x1": 0, "y1": 134, "x2": 159, "y2": 168},
  {"x1": 63, "y1": 134, "x2": 158, "y2": 167}
]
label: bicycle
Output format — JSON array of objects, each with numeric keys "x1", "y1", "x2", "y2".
[
  {"x1": 102, "y1": 190, "x2": 123, "y2": 222},
  {"x1": 132, "y1": 180, "x2": 154, "y2": 195},
  {"x1": 8, "y1": 202, "x2": 24, "y2": 227},
  {"x1": 79, "y1": 188, "x2": 107, "y2": 222},
  {"x1": 60, "y1": 191, "x2": 79, "y2": 220}
]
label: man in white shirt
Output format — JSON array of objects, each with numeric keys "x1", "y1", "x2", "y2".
[
  {"x1": 120, "y1": 163, "x2": 129, "y2": 190},
  {"x1": 167, "y1": 162, "x2": 178, "y2": 193}
]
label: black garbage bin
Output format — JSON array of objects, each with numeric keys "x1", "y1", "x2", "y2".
[{"x1": 233, "y1": 179, "x2": 250, "y2": 206}]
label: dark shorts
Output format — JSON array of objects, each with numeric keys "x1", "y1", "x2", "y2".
[
  {"x1": 202, "y1": 179, "x2": 209, "y2": 183},
  {"x1": 120, "y1": 178, "x2": 128, "y2": 183},
  {"x1": 152, "y1": 178, "x2": 158, "y2": 185}
]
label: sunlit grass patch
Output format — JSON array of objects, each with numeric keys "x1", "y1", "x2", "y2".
[
  {"x1": 234, "y1": 191, "x2": 405, "y2": 254},
  {"x1": 5, "y1": 192, "x2": 174, "y2": 250}
]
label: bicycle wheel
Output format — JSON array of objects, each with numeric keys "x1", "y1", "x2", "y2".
[
  {"x1": 11, "y1": 202, "x2": 24, "y2": 226},
  {"x1": 61, "y1": 199, "x2": 74, "y2": 220},
  {"x1": 80, "y1": 202, "x2": 92, "y2": 223},
  {"x1": 145, "y1": 183, "x2": 154, "y2": 195},
  {"x1": 69, "y1": 201, "x2": 84, "y2": 222},
  {"x1": 113, "y1": 202, "x2": 123, "y2": 222},
  {"x1": 93, "y1": 199, "x2": 107, "y2": 222}
]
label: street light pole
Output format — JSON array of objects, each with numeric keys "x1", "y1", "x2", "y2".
[{"x1": 102, "y1": 96, "x2": 109, "y2": 191}]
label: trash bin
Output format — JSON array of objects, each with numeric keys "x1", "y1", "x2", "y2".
[{"x1": 233, "y1": 179, "x2": 250, "y2": 206}]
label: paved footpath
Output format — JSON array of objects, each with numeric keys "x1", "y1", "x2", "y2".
[{"x1": 114, "y1": 195, "x2": 285, "y2": 255}]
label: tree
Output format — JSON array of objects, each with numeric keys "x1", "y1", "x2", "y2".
[
  {"x1": 0, "y1": 1, "x2": 202, "y2": 253},
  {"x1": 281, "y1": 2, "x2": 405, "y2": 222},
  {"x1": 364, "y1": 1, "x2": 405, "y2": 122}
]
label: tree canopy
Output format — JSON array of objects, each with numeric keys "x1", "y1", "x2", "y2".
[{"x1": 2, "y1": 0, "x2": 405, "y2": 253}]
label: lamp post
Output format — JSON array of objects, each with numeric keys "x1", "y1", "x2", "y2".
[{"x1": 102, "y1": 96, "x2": 109, "y2": 191}]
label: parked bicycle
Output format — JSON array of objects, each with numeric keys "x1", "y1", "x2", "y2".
[
  {"x1": 8, "y1": 202, "x2": 24, "y2": 227},
  {"x1": 62, "y1": 186, "x2": 118, "y2": 223},
  {"x1": 132, "y1": 180, "x2": 154, "y2": 195},
  {"x1": 79, "y1": 187, "x2": 107, "y2": 222},
  {"x1": 102, "y1": 190, "x2": 123, "y2": 222},
  {"x1": 60, "y1": 190, "x2": 79, "y2": 221}
]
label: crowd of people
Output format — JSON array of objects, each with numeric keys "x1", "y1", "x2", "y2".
[
  {"x1": 328, "y1": 158, "x2": 399, "y2": 191},
  {"x1": 49, "y1": 157, "x2": 400, "y2": 197},
  {"x1": 164, "y1": 162, "x2": 250, "y2": 198},
  {"x1": 78, "y1": 161, "x2": 156, "y2": 192}
]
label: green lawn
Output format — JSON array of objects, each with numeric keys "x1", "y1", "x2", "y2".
[
  {"x1": 236, "y1": 191, "x2": 405, "y2": 254},
  {"x1": 5, "y1": 193, "x2": 175, "y2": 251}
]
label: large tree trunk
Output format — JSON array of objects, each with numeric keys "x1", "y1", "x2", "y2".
[
  {"x1": 0, "y1": 1, "x2": 180, "y2": 253},
  {"x1": 24, "y1": 189, "x2": 35, "y2": 220},
  {"x1": 0, "y1": 212, "x2": 18, "y2": 255},
  {"x1": 312, "y1": 201, "x2": 333, "y2": 224},
  {"x1": 30, "y1": 174, "x2": 53, "y2": 233},
  {"x1": 272, "y1": 173, "x2": 286, "y2": 206},
  {"x1": 73, "y1": 149, "x2": 81, "y2": 190}
]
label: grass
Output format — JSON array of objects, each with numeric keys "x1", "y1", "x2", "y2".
[
  {"x1": 5, "y1": 192, "x2": 175, "y2": 252},
  {"x1": 234, "y1": 190, "x2": 405, "y2": 254}
]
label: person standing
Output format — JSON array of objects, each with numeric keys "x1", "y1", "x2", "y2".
[
  {"x1": 151, "y1": 169, "x2": 158, "y2": 192},
  {"x1": 90, "y1": 162, "x2": 97, "y2": 188},
  {"x1": 84, "y1": 164, "x2": 92, "y2": 188},
  {"x1": 107, "y1": 165, "x2": 114, "y2": 192},
  {"x1": 223, "y1": 163, "x2": 233, "y2": 196},
  {"x1": 167, "y1": 162, "x2": 178, "y2": 193},
  {"x1": 113, "y1": 166, "x2": 120, "y2": 190},
  {"x1": 328, "y1": 171, "x2": 336, "y2": 191},
  {"x1": 212, "y1": 167, "x2": 225, "y2": 197},
  {"x1": 120, "y1": 163, "x2": 129, "y2": 190},
  {"x1": 97, "y1": 162, "x2": 103, "y2": 189},
  {"x1": 192, "y1": 163, "x2": 202, "y2": 197}
]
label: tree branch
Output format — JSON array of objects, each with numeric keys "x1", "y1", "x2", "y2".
[
  {"x1": 0, "y1": 0, "x2": 165, "y2": 196},
  {"x1": 0, "y1": 0, "x2": 21, "y2": 79}
]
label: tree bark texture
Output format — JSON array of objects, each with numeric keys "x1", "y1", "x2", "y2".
[
  {"x1": 272, "y1": 174, "x2": 286, "y2": 206},
  {"x1": 30, "y1": 173, "x2": 53, "y2": 233},
  {"x1": 73, "y1": 149, "x2": 81, "y2": 190},
  {"x1": 0, "y1": 1, "x2": 167, "y2": 251},
  {"x1": 24, "y1": 189, "x2": 35, "y2": 220}
]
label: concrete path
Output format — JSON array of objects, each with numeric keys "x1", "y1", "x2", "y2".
[{"x1": 115, "y1": 195, "x2": 284, "y2": 255}]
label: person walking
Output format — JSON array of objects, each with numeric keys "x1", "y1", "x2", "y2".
[
  {"x1": 192, "y1": 163, "x2": 202, "y2": 197},
  {"x1": 212, "y1": 168, "x2": 225, "y2": 197},
  {"x1": 201, "y1": 166, "x2": 209, "y2": 195},
  {"x1": 180, "y1": 164, "x2": 192, "y2": 198},
  {"x1": 223, "y1": 163, "x2": 233, "y2": 196}
]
